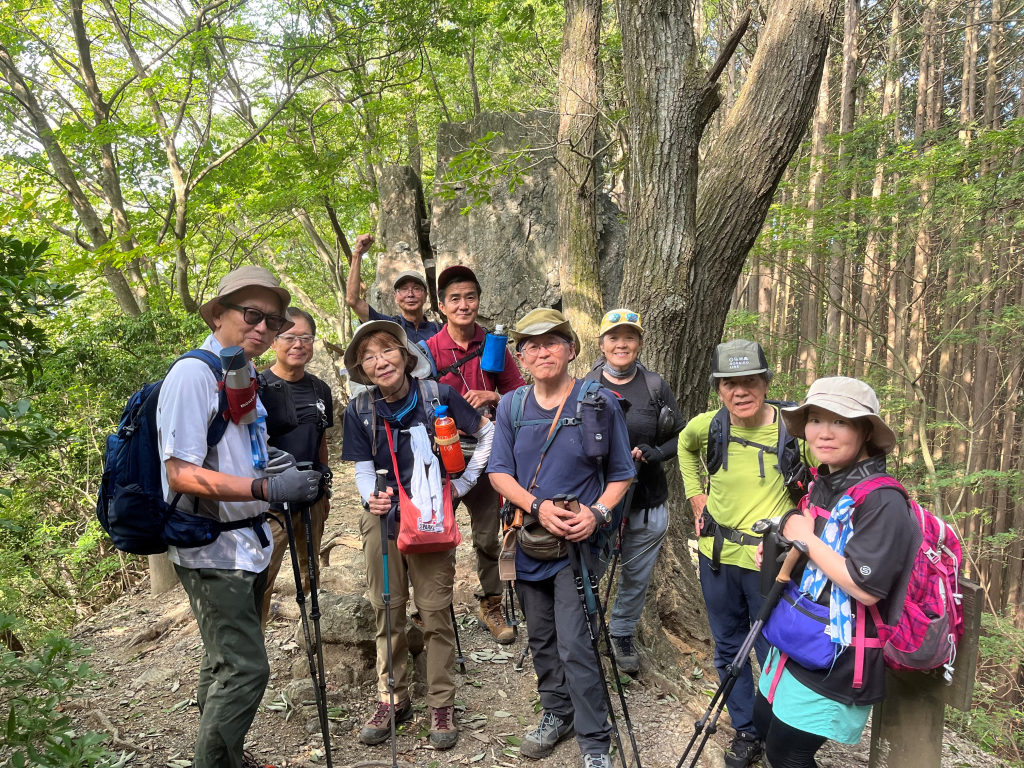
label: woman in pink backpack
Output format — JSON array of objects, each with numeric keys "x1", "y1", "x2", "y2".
[{"x1": 752, "y1": 377, "x2": 918, "y2": 768}]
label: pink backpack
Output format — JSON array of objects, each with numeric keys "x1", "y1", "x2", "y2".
[{"x1": 804, "y1": 475, "x2": 965, "y2": 688}]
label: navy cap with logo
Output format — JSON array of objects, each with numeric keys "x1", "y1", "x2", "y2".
[{"x1": 710, "y1": 339, "x2": 770, "y2": 378}]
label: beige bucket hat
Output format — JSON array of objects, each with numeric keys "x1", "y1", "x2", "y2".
[
  {"x1": 509, "y1": 308, "x2": 581, "y2": 358},
  {"x1": 199, "y1": 266, "x2": 292, "y2": 332},
  {"x1": 781, "y1": 376, "x2": 897, "y2": 455},
  {"x1": 343, "y1": 320, "x2": 417, "y2": 386}
]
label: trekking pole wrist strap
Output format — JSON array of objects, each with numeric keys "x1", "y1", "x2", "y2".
[{"x1": 251, "y1": 478, "x2": 267, "y2": 501}]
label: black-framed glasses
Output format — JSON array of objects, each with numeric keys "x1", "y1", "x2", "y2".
[{"x1": 220, "y1": 302, "x2": 288, "y2": 331}]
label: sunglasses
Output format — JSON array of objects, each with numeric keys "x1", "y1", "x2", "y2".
[
  {"x1": 604, "y1": 311, "x2": 639, "y2": 324},
  {"x1": 221, "y1": 302, "x2": 288, "y2": 331}
]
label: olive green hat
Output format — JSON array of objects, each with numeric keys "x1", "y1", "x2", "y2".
[{"x1": 509, "y1": 308, "x2": 581, "y2": 358}]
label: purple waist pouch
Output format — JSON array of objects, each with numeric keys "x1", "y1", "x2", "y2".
[{"x1": 761, "y1": 582, "x2": 837, "y2": 671}]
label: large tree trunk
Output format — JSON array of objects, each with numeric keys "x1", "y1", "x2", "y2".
[
  {"x1": 617, "y1": 0, "x2": 840, "y2": 665},
  {"x1": 799, "y1": 54, "x2": 831, "y2": 384},
  {"x1": 556, "y1": 0, "x2": 604, "y2": 372}
]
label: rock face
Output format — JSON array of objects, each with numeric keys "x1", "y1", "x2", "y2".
[
  {"x1": 370, "y1": 111, "x2": 626, "y2": 332},
  {"x1": 369, "y1": 166, "x2": 437, "y2": 318}
]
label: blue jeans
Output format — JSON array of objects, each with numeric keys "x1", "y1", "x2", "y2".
[{"x1": 698, "y1": 553, "x2": 770, "y2": 736}]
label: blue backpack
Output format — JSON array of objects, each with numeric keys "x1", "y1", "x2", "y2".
[{"x1": 96, "y1": 350, "x2": 268, "y2": 555}]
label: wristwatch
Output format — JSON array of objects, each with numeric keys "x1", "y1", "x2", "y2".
[
  {"x1": 530, "y1": 497, "x2": 543, "y2": 517},
  {"x1": 592, "y1": 502, "x2": 612, "y2": 525}
]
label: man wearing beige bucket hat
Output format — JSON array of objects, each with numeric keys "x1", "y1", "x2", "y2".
[{"x1": 160, "y1": 265, "x2": 323, "y2": 768}]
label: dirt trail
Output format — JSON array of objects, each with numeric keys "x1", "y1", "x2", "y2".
[{"x1": 68, "y1": 464, "x2": 1004, "y2": 768}]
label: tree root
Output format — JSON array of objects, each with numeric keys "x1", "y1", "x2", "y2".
[
  {"x1": 89, "y1": 709, "x2": 152, "y2": 752},
  {"x1": 126, "y1": 604, "x2": 192, "y2": 648}
]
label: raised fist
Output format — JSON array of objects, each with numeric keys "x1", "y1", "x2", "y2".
[{"x1": 354, "y1": 233, "x2": 374, "y2": 256}]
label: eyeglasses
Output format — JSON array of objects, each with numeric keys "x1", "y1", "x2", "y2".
[
  {"x1": 604, "y1": 311, "x2": 639, "y2": 324},
  {"x1": 277, "y1": 334, "x2": 315, "y2": 346},
  {"x1": 395, "y1": 284, "x2": 425, "y2": 295},
  {"x1": 221, "y1": 302, "x2": 288, "y2": 331},
  {"x1": 360, "y1": 346, "x2": 405, "y2": 370},
  {"x1": 518, "y1": 338, "x2": 570, "y2": 359}
]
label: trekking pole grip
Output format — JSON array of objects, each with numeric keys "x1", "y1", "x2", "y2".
[{"x1": 777, "y1": 539, "x2": 808, "y2": 583}]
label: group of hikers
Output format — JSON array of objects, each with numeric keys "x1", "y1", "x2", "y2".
[{"x1": 140, "y1": 240, "x2": 928, "y2": 768}]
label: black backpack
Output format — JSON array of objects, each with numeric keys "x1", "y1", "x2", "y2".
[
  {"x1": 585, "y1": 360, "x2": 686, "y2": 444},
  {"x1": 705, "y1": 401, "x2": 811, "y2": 503}
]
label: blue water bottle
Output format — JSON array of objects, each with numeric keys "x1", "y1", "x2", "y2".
[{"x1": 481, "y1": 324, "x2": 507, "y2": 373}]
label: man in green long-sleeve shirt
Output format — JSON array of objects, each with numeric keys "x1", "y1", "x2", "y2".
[{"x1": 678, "y1": 339, "x2": 809, "y2": 768}]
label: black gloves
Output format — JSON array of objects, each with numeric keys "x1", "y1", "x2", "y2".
[
  {"x1": 637, "y1": 444, "x2": 666, "y2": 463},
  {"x1": 266, "y1": 465, "x2": 322, "y2": 503}
]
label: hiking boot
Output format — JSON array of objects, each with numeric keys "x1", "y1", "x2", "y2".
[
  {"x1": 583, "y1": 754, "x2": 612, "y2": 768},
  {"x1": 479, "y1": 595, "x2": 515, "y2": 644},
  {"x1": 610, "y1": 634, "x2": 640, "y2": 674},
  {"x1": 520, "y1": 710, "x2": 575, "y2": 759},
  {"x1": 724, "y1": 731, "x2": 764, "y2": 768},
  {"x1": 358, "y1": 697, "x2": 413, "y2": 745},
  {"x1": 428, "y1": 704, "x2": 459, "y2": 749}
]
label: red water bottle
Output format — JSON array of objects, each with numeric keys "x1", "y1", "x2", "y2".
[{"x1": 434, "y1": 406, "x2": 466, "y2": 475}]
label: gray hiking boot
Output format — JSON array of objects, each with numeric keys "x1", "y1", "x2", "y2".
[
  {"x1": 611, "y1": 634, "x2": 640, "y2": 674},
  {"x1": 358, "y1": 697, "x2": 413, "y2": 745},
  {"x1": 520, "y1": 710, "x2": 575, "y2": 759},
  {"x1": 583, "y1": 754, "x2": 612, "y2": 768}
]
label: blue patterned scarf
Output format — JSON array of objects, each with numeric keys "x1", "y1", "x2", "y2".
[{"x1": 799, "y1": 494, "x2": 856, "y2": 648}]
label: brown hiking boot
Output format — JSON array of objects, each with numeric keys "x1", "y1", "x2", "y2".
[
  {"x1": 358, "y1": 697, "x2": 413, "y2": 745},
  {"x1": 478, "y1": 595, "x2": 515, "y2": 644},
  {"x1": 428, "y1": 704, "x2": 459, "y2": 749}
]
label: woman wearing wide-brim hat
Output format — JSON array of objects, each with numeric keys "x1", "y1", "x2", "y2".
[
  {"x1": 339, "y1": 320, "x2": 495, "y2": 751},
  {"x1": 751, "y1": 377, "x2": 917, "y2": 768}
]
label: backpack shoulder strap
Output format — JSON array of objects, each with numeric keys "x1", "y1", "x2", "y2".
[
  {"x1": 847, "y1": 475, "x2": 908, "y2": 506},
  {"x1": 510, "y1": 385, "x2": 533, "y2": 441},
  {"x1": 170, "y1": 349, "x2": 230, "y2": 448},
  {"x1": 641, "y1": 366, "x2": 664, "y2": 410},
  {"x1": 706, "y1": 406, "x2": 730, "y2": 475},
  {"x1": 417, "y1": 379, "x2": 442, "y2": 428}
]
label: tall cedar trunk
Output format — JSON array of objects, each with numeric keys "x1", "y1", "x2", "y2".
[
  {"x1": 858, "y1": 0, "x2": 900, "y2": 376},
  {"x1": 904, "y1": 0, "x2": 937, "y2": 457},
  {"x1": 800, "y1": 54, "x2": 831, "y2": 384},
  {"x1": 826, "y1": 0, "x2": 858, "y2": 374},
  {"x1": 617, "y1": 0, "x2": 839, "y2": 662},
  {"x1": 557, "y1": 0, "x2": 604, "y2": 373}
]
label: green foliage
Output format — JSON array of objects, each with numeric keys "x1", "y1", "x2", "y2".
[{"x1": 0, "y1": 615, "x2": 119, "y2": 767}]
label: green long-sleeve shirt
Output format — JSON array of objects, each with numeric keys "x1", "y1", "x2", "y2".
[{"x1": 679, "y1": 406, "x2": 805, "y2": 570}]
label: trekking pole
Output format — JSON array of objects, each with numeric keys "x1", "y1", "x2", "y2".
[
  {"x1": 602, "y1": 464, "x2": 639, "y2": 614},
  {"x1": 450, "y1": 604, "x2": 467, "y2": 674},
  {"x1": 559, "y1": 496, "x2": 629, "y2": 768},
  {"x1": 504, "y1": 581, "x2": 520, "y2": 637},
  {"x1": 674, "y1": 539, "x2": 808, "y2": 768},
  {"x1": 281, "y1": 502, "x2": 325, "y2": 720},
  {"x1": 375, "y1": 469, "x2": 399, "y2": 768},
  {"x1": 565, "y1": 495, "x2": 642, "y2": 768},
  {"x1": 297, "y1": 463, "x2": 333, "y2": 768}
]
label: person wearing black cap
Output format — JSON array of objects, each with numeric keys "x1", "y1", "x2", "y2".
[
  {"x1": 345, "y1": 233, "x2": 441, "y2": 344},
  {"x1": 678, "y1": 339, "x2": 810, "y2": 768},
  {"x1": 424, "y1": 264, "x2": 525, "y2": 643}
]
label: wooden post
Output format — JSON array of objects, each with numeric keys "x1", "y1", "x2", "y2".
[
  {"x1": 149, "y1": 553, "x2": 179, "y2": 595},
  {"x1": 868, "y1": 579, "x2": 983, "y2": 768}
]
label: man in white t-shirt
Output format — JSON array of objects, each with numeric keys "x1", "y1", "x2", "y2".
[{"x1": 157, "y1": 266, "x2": 322, "y2": 768}]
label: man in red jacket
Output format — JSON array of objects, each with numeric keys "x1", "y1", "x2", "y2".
[{"x1": 425, "y1": 265, "x2": 525, "y2": 643}]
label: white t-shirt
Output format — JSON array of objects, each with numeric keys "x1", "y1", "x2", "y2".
[{"x1": 157, "y1": 334, "x2": 272, "y2": 572}]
